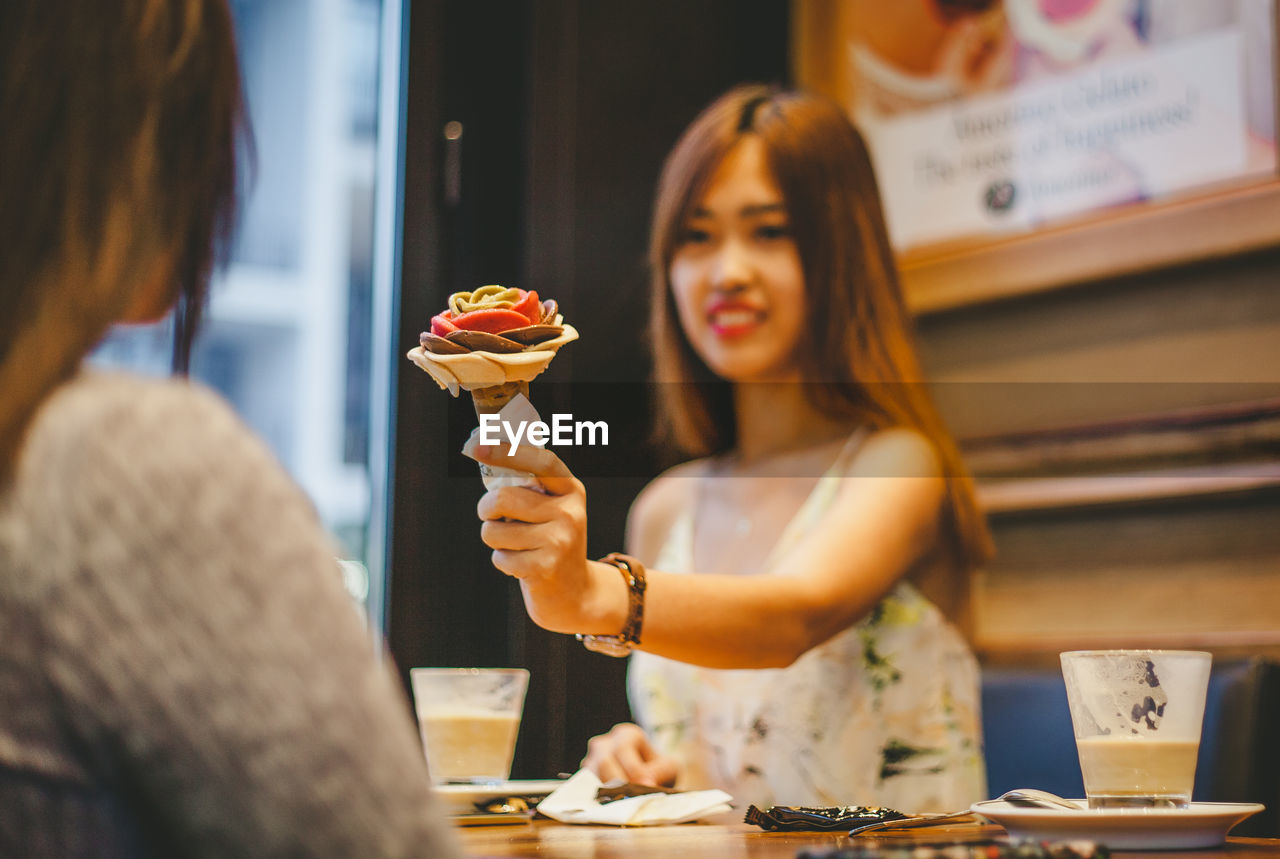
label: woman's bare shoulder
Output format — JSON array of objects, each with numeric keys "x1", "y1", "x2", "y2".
[
  {"x1": 849, "y1": 425, "x2": 943, "y2": 479},
  {"x1": 625, "y1": 459, "x2": 708, "y2": 562}
]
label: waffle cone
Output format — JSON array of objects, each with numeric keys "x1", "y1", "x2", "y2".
[{"x1": 470, "y1": 381, "x2": 530, "y2": 417}]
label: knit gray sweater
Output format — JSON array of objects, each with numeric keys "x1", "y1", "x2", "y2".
[{"x1": 0, "y1": 371, "x2": 461, "y2": 857}]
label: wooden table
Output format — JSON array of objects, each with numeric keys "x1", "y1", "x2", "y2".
[{"x1": 459, "y1": 820, "x2": 1280, "y2": 858}]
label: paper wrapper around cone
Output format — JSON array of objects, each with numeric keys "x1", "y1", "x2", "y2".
[{"x1": 466, "y1": 382, "x2": 533, "y2": 489}]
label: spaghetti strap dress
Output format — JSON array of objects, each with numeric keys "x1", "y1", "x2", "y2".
[{"x1": 626, "y1": 432, "x2": 986, "y2": 813}]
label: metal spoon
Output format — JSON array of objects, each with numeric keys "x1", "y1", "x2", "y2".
[
  {"x1": 847, "y1": 789, "x2": 1080, "y2": 836},
  {"x1": 997, "y1": 788, "x2": 1081, "y2": 810}
]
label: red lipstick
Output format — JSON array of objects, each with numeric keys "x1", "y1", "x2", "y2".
[{"x1": 706, "y1": 299, "x2": 764, "y2": 338}]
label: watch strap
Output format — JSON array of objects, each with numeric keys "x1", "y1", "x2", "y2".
[{"x1": 576, "y1": 553, "x2": 646, "y2": 657}]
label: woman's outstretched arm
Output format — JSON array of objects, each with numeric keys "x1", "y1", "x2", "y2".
[{"x1": 468, "y1": 428, "x2": 945, "y2": 670}]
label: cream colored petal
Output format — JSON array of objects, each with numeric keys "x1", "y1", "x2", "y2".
[
  {"x1": 407, "y1": 347, "x2": 463, "y2": 395},
  {"x1": 428, "y1": 352, "x2": 508, "y2": 389},
  {"x1": 484, "y1": 352, "x2": 555, "y2": 383}
]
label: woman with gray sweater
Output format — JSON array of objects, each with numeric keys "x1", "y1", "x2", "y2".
[{"x1": 0, "y1": 1, "x2": 459, "y2": 855}]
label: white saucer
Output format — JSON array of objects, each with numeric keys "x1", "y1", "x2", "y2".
[
  {"x1": 971, "y1": 799, "x2": 1265, "y2": 850},
  {"x1": 435, "y1": 779, "x2": 566, "y2": 815}
]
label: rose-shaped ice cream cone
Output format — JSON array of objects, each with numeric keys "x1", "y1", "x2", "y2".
[
  {"x1": 406, "y1": 285, "x2": 577, "y2": 486},
  {"x1": 407, "y1": 285, "x2": 577, "y2": 402}
]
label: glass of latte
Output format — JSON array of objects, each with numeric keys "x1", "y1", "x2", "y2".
[
  {"x1": 1060, "y1": 650, "x2": 1210, "y2": 809},
  {"x1": 410, "y1": 667, "x2": 529, "y2": 785}
]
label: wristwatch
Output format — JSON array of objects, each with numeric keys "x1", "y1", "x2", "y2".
[{"x1": 576, "y1": 553, "x2": 646, "y2": 657}]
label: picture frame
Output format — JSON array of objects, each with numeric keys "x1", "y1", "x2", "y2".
[{"x1": 793, "y1": 0, "x2": 1280, "y2": 314}]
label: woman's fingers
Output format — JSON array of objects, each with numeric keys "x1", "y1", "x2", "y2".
[
  {"x1": 476, "y1": 487, "x2": 553, "y2": 525},
  {"x1": 475, "y1": 478, "x2": 588, "y2": 587},
  {"x1": 590, "y1": 754, "x2": 627, "y2": 784},
  {"x1": 465, "y1": 432, "x2": 592, "y2": 619},
  {"x1": 479, "y1": 518, "x2": 545, "y2": 551},
  {"x1": 582, "y1": 723, "x2": 678, "y2": 788},
  {"x1": 488, "y1": 547, "x2": 549, "y2": 580},
  {"x1": 583, "y1": 725, "x2": 637, "y2": 783},
  {"x1": 644, "y1": 754, "x2": 679, "y2": 789},
  {"x1": 462, "y1": 435, "x2": 579, "y2": 495},
  {"x1": 611, "y1": 740, "x2": 659, "y2": 785}
]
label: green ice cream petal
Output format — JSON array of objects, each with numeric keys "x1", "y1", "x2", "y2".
[{"x1": 448, "y1": 284, "x2": 522, "y2": 315}]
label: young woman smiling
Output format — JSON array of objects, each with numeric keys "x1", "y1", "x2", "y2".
[{"x1": 469, "y1": 85, "x2": 993, "y2": 812}]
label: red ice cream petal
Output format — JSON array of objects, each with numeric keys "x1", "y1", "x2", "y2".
[
  {"x1": 449, "y1": 307, "x2": 535, "y2": 334},
  {"x1": 431, "y1": 312, "x2": 459, "y2": 336},
  {"x1": 510, "y1": 289, "x2": 542, "y2": 325}
]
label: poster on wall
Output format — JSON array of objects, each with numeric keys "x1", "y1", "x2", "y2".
[{"x1": 840, "y1": 0, "x2": 1278, "y2": 251}]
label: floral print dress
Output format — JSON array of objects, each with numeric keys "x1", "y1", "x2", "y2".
[{"x1": 627, "y1": 435, "x2": 986, "y2": 813}]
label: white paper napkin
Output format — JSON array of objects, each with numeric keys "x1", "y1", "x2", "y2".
[{"x1": 536, "y1": 770, "x2": 734, "y2": 826}]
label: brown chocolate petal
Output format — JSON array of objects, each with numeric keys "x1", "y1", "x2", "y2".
[
  {"x1": 501, "y1": 324, "x2": 564, "y2": 345},
  {"x1": 539, "y1": 299, "x2": 558, "y2": 324},
  {"x1": 421, "y1": 332, "x2": 471, "y2": 355},
  {"x1": 445, "y1": 329, "x2": 525, "y2": 353}
]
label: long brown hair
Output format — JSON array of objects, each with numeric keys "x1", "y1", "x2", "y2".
[
  {"x1": 649, "y1": 84, "x2": 993, "y2": 570},
  {"x1": 0, "y1": 0, "x2": 246, "y2": 482}
]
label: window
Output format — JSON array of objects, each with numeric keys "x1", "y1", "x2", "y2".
[{"x1": 91, "y1": 0, "x2": 404, "y2": 631}]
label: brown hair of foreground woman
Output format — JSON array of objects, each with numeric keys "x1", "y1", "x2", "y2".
[
  {"x1": 648, "y1": 84, "x2": 993, "y2": 571},
  {"x1": 0, "y1": 0, "x2": 240, "y2": 484},
  {"x1": 0, "y1": 1, "x2": 461, "y2": 854}
]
